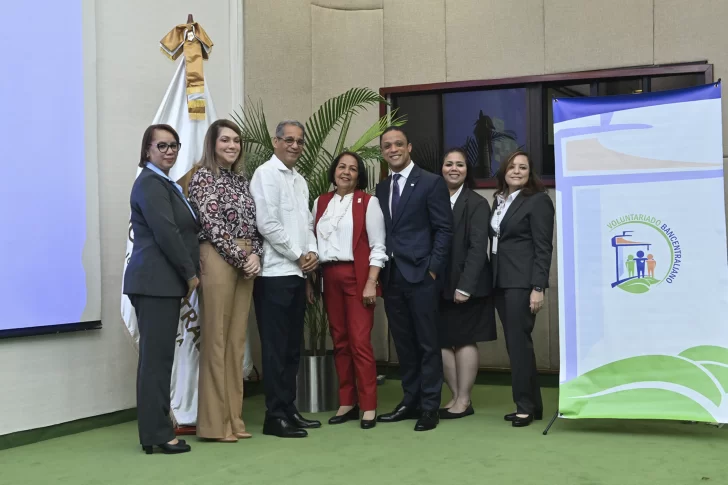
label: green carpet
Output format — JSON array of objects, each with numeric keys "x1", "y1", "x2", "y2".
[{"x1": 1, "y1": 382, "x2": 726, "y2": 485}]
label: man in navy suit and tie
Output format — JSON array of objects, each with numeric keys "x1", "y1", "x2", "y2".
[{"x1": 375, "y1": 127, "x2": 453, "y2": 431}]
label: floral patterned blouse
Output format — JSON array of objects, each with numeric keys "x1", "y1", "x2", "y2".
[{"x1": 188, "y1": 166, "x2": 263, "y2": 269}]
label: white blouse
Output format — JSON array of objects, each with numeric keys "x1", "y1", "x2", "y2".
[
  {"x1": 449, "y1": 184, "x2": 468, "y2": 297},
  {"x1": 490, "y1": 189, "x2": 522, "y2": 235},
  {"x1": 312, "y1": 193, "x2": 388, "y2": 268},
  {"x1": 450, "y1": 185, "x2": 463, "y2": 209}
]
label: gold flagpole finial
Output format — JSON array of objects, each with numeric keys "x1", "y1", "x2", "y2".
[{"x1": 159, "y1": 14, "x2": 214, "y2": 120}]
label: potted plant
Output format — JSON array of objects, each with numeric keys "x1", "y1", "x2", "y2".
[{"x1": 233, "y1": 87, "x2": 405, "y2": 412}]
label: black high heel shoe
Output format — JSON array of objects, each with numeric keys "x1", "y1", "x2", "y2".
[
  {"x1": 142, "y1": 440, "x2": 191, "y2": 455},
  {"x1": 360, "y1": 412, "x2": 377, "y2": 429},
  {"x1": 440, "y1": 404, "x2": 474, "y2": 419},
  {"x1": 504, "y1": 410, "x2": 543, "y2": 421},
  {"x1": 511, "y1": 414, "x2": 534, "y2": 428},
  {"x1": 328, "y1": 406, "x2": 360, "y2": 425}
]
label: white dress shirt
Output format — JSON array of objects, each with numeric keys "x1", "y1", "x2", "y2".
[
  {"x1": 449, "y1": 184, "x2": 463, "y2": 209},
  {"x1": 250, "y1": 155, "x2": 318, "y2": 278},
  {"x1": 388, "y1": 161, "x2": 416, "y2": 214},
  {"x1": 312, "y1": 193, "x2": 388, "y2": 267},
  {"x1": 490, "y1": 189, "x2": 521, "y2": 254},
  {"x1": 449, "y1": 184, "x2": 469, "y2": 297}
]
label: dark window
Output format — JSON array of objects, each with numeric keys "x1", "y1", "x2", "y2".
[
  {"x1": 598, "y1": 78, "x2": 643, "y2": 96},
  {"x1": 650, "y1": 73, "x2": 706, "y2": 92},
  {"x1": 442, "y1": 88, "x2": 528, "y2": 178},
  {"x1": 393, "y1": 94, "x2": 442, "y2": 175}
]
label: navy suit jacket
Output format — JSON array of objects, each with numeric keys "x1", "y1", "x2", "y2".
[
  {"x1": 123, "y1": 167, "x2": 200, "y2": 298},
  {"x1": 376, "y1": 163, "x2": 453, "y2": 285}
]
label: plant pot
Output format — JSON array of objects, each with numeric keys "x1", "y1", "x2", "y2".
[{"x1": 295, "y1": 351, "x2": 339, "y2": 413}]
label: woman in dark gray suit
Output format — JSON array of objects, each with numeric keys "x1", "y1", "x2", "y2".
[
  {"x1": 123, "y1": 124, "x2": 200, "y2": 454},
  {"x1": 489, "y1": 150, "x2": 554, "y2": 428},
  {"x1": 438, "y1": 148, "x2": 496, "y2": 419}
]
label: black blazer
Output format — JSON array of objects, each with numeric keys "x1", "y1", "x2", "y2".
[
  {"x1": 489, "y1": 191, "x2": 554, "y2": 290},
  {"x1": 443, "y1": 188, "x2": 493, "y2": 300},
  {"x1": 123, "y1": 167, "x2": 200, "y2": 298},
  {"x1": 375, "y1": 164, "x2": 453, "y2": 284}
]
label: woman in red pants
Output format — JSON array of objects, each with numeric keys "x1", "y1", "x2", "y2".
[{"x1": 306, "y1": 151, "x2": 387, "y2": 429}]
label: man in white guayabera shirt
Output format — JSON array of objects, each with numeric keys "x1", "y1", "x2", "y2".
[{"x1": 250, "y1": 120, "x2": 321, "y2": 438}]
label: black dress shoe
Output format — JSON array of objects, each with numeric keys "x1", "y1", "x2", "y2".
[
  {"x1": 377, "y1": 404, "x2": 420, "y2": 423},
  {"x1": 504, "y1": 410, "x2": 543, "y2": 421},
  {"x1": 511, "y1": 414, "x2": 534, "y2": 427},
  {"x1": 288, "y1": 412, "x2": 321, "y2": 429},
  {"x1": 360, "y1": 413, "x2": 377, "y2": 429},
  {"x1": 439, "y1": 404, "x2": 474, "y2": 419},
  {"x1": 142, "y1": 441, "x2": 191, "y2": 455},
  {"x1": 263, "y1": 417, "x2": 308, "y2": 438},
  {"x1": 328, "y1": 406, "x2": 360, "y2": 425},
  {"x1": 414, "y1": 410, "x2": 439, "y2": 431}
]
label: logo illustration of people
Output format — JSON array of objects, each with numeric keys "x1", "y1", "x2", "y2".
[
  {"x1": 610, "y1": 229, "x2": 662, "y2": 293},
  {"x1": 625, "y1": 251, "x2": 655, "y2": 279}
]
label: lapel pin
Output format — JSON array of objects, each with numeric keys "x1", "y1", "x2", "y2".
[
  {"x1": 411, "y1": 183, "x2": 415, "y2": 186},
  {"x1": 357, "y1": 198, "x2": 362, "y2": 203}
]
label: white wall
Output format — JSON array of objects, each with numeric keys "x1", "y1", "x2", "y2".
[{"x1": 0, "y1": 0, "x2": 238, "y2": 436}]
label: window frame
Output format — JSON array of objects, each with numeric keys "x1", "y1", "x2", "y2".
[{"x1": 379, "y1": 62, "x2": 713, "y2": 188}]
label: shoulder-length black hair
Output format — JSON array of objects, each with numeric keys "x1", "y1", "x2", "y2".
[
  {"x1": 328, "y1": 151, "x2": 368, "y2": 191},
  {"x1": 442, "y1": 147, "x2": 475, "y2": 189},
  {"x1": 139, "y1": 124, "x2": 180, "y2": 168}
]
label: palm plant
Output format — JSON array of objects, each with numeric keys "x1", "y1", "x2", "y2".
[{"x1": 232, "y1": 87, "x2": 405, "y2": 356}]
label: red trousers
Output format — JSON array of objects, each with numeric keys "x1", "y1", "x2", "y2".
[{"x1": 322, "y1": 262, "x2": 377, "y2": 411}]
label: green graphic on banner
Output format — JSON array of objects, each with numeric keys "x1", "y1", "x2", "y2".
[{"x1": 560, "y1": 346, "x2": 728, "y2": 422}]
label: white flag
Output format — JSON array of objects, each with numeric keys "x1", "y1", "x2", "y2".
[{"x1": 121, "y1": 58, "x2": 253, "y2": 427}]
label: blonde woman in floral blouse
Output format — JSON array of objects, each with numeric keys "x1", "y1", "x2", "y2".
[{"x1": 188, "y1": 119, "x2": 263, "y2": 443}]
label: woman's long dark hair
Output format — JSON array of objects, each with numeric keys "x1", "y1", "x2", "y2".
[{"x1": 493, "y1": 150, "x2": 545, "y2": 199}]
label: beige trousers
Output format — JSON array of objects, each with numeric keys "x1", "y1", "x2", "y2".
[{"x1": 197, "y1": 240, "x2": 254, "y2": 438}]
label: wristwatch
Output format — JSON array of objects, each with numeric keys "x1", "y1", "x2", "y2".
[{"x1": 532, "y1": 286, "x2": 543, "y2": 293}]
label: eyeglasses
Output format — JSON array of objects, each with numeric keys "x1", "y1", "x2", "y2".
[
  {"x1": 149, "y1": 142, "x2": 181, "y2": 153},
  {"x1": 277, "y1": 137, "x2": 305, "y2": 147}
]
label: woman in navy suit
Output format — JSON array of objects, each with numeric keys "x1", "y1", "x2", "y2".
[
  {"x1": 123, "y1": 124, "x2": 199, "y2": 453},
  {"x1": 489, "y1": 151, "x2": 554, "y2": 428}
]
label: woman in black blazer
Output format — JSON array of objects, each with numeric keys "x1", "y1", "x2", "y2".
[
  {"x1": 123, "y1": 124, "x2": 200, "y2": 454},
  {"x1": 438, "y1": 148, "x2": 496, "y2": 419},
  {"x1": 489, "y1": 150, "x2": 554, "y2": 428}
]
